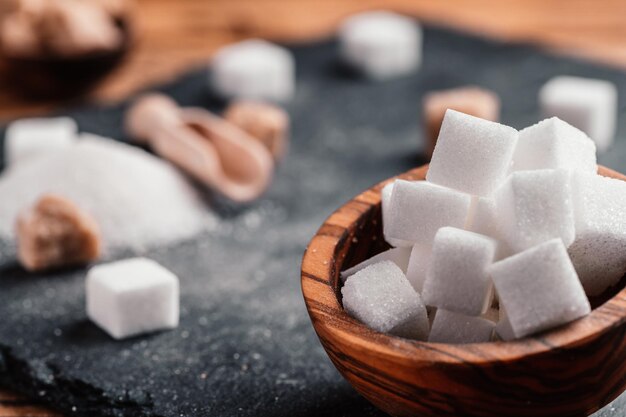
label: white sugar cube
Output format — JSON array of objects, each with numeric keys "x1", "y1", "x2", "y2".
[
  {"x1": 540, "y1": 76, "x2": 617, "y2": 152},
  {"x1": 569, "y1": 172, "x2": 626, "y2": 295},
  {"x1": 488, "y1": 239, "x2": 590, "y2": 339},
  {"x1": 381, "y1": 182, "x2": 412, "y2": 247},
  {"x1": 428, "y1": 310, "x2": 495, "y2": 344},
  {"x1": 422, "y1": 227, "x2": 496, "y2": 316},
  {"x1": 341, "y1": 261, "x2": 429, "y2": 340},
  {"x1": 495, "y1": 308, "x2": 515, "y2": 341},
  {"x1": 210, "y1": 39, "x2": 295, "y2": 102},
  {"x1": 339, "y1": 11, "x2": 421, "y2": 80},
  {"x1": 5, "y1": 117, "x2": 78, "y2": 165},
  {"x1": 86, "y1": 258, "x2": 179, "y2": 339},
  {"x1": 512, "y1": 117, "x2": 597, "y2": 173},
  {"x1": 405, "y1": 243, "x2": 431, "y2": 293},
  {"x1": 340, "y1": 246, "x2": 411, "y2": 283},
  {"x1": 427, "y1": 110, "x2": 518, "y2": 196},
  {"x1": 386, "y1": 180, "x2": 471, "y2": 245},
  {"x1": 495, "y1": 169, "x2": 575, "y2": 252}
]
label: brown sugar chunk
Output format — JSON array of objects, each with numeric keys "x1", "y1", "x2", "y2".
[
  {"x1": 224, "y1": 100, "x2": 289, "y2": 161},
  {"x1": 16, "y1": 194, "x2": 102, "y2": 271}
]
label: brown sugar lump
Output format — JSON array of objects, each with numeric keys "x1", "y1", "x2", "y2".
[
  {"x1": 16, "y1": 193, "x2": 102, "y2": 271},
  {"x1": 224, "y1": 100, "x2": 289, "y2": 161},
  {"x1": 422, "y1": 86, "x2": 500, "y2": 158}
]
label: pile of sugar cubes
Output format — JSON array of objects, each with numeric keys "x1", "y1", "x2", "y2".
[{"x1": 341, "y1": 109, "x2": 626, "y2": 343}]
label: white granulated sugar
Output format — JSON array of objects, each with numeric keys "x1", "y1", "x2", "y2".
[
  {"x1": 0, "y1": 135, "x2": 211, "y2": 251},
  {"x1": 569, "y1": 172, "x2": 626, "y2": 296},
  {"x1": 340, "y1": 246, "x2": 411, "y2": 283},
  {"x1": 512, "y1": 117, "x2": 597, "y2": 173},
  {"x1": 341, "y1": 261, "x2": 429, "y2": 340},
  {"x1": 427, "y1": 109, "x2": 518, "y2": 197},
  {"x1": 495, "y1": 169, "x2": 575, "y2": 253}
]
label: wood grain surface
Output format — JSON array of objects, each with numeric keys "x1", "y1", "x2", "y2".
[
  {"x1": 1, "y1": 0, "x2": 626, "y2": 415},
  {"x1": 301, "y1": 165, "x2": 626, "y2": 417}
]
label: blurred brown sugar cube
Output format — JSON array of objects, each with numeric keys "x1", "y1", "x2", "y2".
[
  {"x1": 423, "y1": 86, "x2": 500, "y2": 158},
  {"x1": 224, "y1": 100, "x2": 289, "y2": 161},
  {"x1": 16, "y1": 194, "x2": 102, "y2": 272}
]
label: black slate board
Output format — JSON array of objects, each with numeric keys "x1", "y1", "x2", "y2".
[{"x1": 1, "y1": 26, "x2": 626, "y2": 417}]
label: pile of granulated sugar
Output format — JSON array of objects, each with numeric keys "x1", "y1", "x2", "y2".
[{"x1": 0, "y1": 135, "x2": 212, "y2": 252}]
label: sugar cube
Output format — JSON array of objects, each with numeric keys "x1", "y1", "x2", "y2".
[
  {"x1": 341, "y1": 261, "x2": 429, "y2": 340},
  {"x1": 569, "y1": 172, "x2": 626, "y2": 295},
  {"x1": 495, "y1": 308, "x2": 515, "y2": 341},
  {"x1": 466, "y1": 196, "x2": 511, "y2": 260},
  {"x1": 340, "y1": 246, "x2": 411, "y2": 283},
  {"x1": 381, "y1": 182, "x2": 412, "y2": 247},
  {"x1": 339, "y1": 11, "x2": 421, "y2": 80},
  {"x1": 5, "y1": 117, "x2": 78, "y2": 165},
  {"x1": 422, "y1": 227, "x2": 496, "y2": 316},
  {"x1": 210, "y1": 39, "x2": 295, "y2": 102},
  {"x1": 495, "y1": 169, "x2": 575, "y2": 252},
  {"x1": 488, "y1": 239, "x2": 590, "y2": 339},
  {"x1": 539, "y1": 76, "x2": 617, "y2": 152},
  {"x1": 427, "y1": 110, "x2": 518, "y2": 196},
  {"x1": 512, "y1": 117, "x2": 597, "y2": 173},
  {"x1": 405, "y1": 243, "x2": 431, "y2": 293},
  {"x1": 16, "y1": 194, "x2": 101, "y2": 272},
  {"x1": 428, "y1": 310, "x2": 495, "y2": 344},
  {"x1": 423, "y1": 86, "x2": 500, "y2": 158},
  {"x1": 223, "y1": 100, "x2": 290, "y2": 161},
  {"x1": 86, "y1": 258, "x2": 180, "y2": 339},
  {"x1": 386, "y1": 180, "x2": 472, "y2": 245}
]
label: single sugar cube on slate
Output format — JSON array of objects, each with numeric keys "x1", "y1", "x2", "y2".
[
  {"x1": 569, "y1": 172, "x2": 626, "y2": 296},
  {"x1": 210, "y1": 39, "x2": 295, "y2": 102},
  {"x1": 341, "y1": 261, "x2": 429, "y2": 340},
  {"x1": 381, "y1": 182, "x2": 412, "y2": 247},
  {"x1": 5, "y1": 117, "x2": 77, "y2": 165},
  {"x1": 86, "y1": 258, "x2": 180, "y2": 340},
  {"x1": 495, "y1": 169, "x2": 575, "y2": 253},
  {"x1": 512, "y1": 117, "x2": 597, "y2": 173},
  {"x1": 339, "y1": 11, "x2": 422, "y2": 80},
  {"x1": 387, "y1": 180, "x2": 472, "y2": 245},
  {"x1": 428, "y1": 310, "x2": 495, "y2": 344},
  {"x1": 488, "y1": 239, "x2": 590, "y2": 339},
  {"x1": 405, "y1": 243, "x2": 432, "y2": 293},
  {"x1": 539, "y1": 76, "x2": 617, "y2": 153},
  {"x1": 422, "y1": 227, "x2": 496, "y2": 316},
  {"x1": 422, "y1": 86, "x2": 500, "y2": 158},
  {"x1": 427, "y1": 109, "x2": 519, "y2": 196},
  {"x1": 340, "y1": 246, "x2": 411, "y2": 283}
]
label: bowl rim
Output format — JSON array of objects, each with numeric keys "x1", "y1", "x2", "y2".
[{"x1": 301, "y1": 164, "x2": 626, "y2": 365}]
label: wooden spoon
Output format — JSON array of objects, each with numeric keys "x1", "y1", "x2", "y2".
[{"x1": 301, "y1": 164, "x2": 626, "y2": 417}]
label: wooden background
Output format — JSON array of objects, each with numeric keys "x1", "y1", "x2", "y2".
[{"x1": 1, "y1": 0, "x2": 625, "y2": 414}]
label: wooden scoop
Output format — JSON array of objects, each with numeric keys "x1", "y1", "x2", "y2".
[{"x1": 125, "y1": 94, "x2": 274, "y2": 203}]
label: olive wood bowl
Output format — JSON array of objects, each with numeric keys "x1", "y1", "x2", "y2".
[{"x1": 301, "y1": 164, "x2": 626, "y2": 417}]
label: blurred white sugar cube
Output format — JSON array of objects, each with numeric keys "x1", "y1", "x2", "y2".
[
  {"x1": 405, "y1": 243, "x2": 431, "y2": 293},
  {"x1": 340, "y1": 246, "x2": 411, "y2": 283},
  {"x1": 466, "y1": 196, "x2": 511, "y2": 260},
  {"x1": 422, "y1": 227, "x2": 496, "y2": 316},
  {"x1": 339, "y1": 11, "x2": 421, "y2": 80},
  {"x1": 86, "y1": 258, "x2": 179, "y2": 340},
  {"x1": 386, "y1": 179, "x2": 472, "y2": 245},
  {"x1": 539, "y1": 76, "x2": 617, "y2": 153},
  {"x1": 381, "y1": 182, "x2": 412, "y2": 247},
  {"x1": 569, "y1": 172, "x2": 626, "y2": 296},
  {"x1": 495, "y1": 169, "x2": 575, "y2": 253},
  {"x1": 341, "y1": 261, "x2": 430, "y2": 340},
  {"x1": 427, "y1": 110, "x2": 519, "y2": 197},
  {"x1": 210, "y1": 39, "x2": 295, "y2": 102},
  {"x1": 5, "y1": 117, "x2": 77, "y2": 165},
  {"x1": 488, "y1": 239, "x2": 590, "y2": 339},
  {"x1": 512, "y1": 117, "x2": 597, "y2": 173},
  {"x1": 428, "y1": 310, "x2": 495, "y2": 344}
]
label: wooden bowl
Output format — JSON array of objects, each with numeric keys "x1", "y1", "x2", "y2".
[
  {"x1": 301, "y1": 164, "x2": 626, "y2": 417},
  {"x1": 1, "y1": 16, "x2": 134, "y2": 99}
]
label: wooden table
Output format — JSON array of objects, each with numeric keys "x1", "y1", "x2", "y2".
[{"x1": 1, "y1": 0, "x2": 625, "y2": 415}]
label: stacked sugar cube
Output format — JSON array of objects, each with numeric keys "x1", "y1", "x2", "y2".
[{"x1": 341, "y1": 109, "x2": 626, "y2": 344}]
